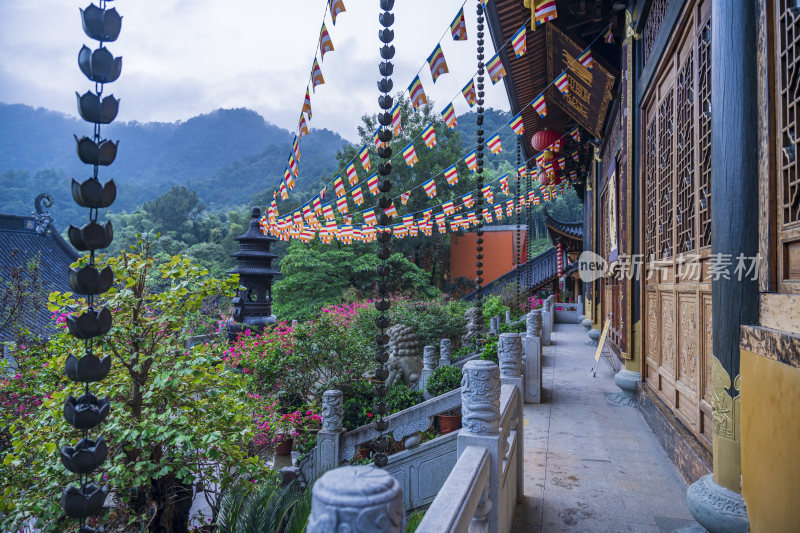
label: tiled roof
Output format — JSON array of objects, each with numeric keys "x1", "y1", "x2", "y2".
[
  {"x1": 543, "y1": 208, "x2": 583, "y2": 240},
  {"x1": 0, "y1": 213, "x2": 78, "y2": 341}
]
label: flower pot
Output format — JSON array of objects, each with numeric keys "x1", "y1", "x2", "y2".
[
  {"x1": 437, "y1": 413, "x2": 462, "y2": 434},
  {"x1": 355, "y1": 445, "x2": 371, "y2": 460},
  {"x1": 275, "y1": 437, "x2": 294, "y2": 456}
]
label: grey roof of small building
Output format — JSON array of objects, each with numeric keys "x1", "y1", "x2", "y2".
[
  {"x1": 0, "y1": 212, "x2": 78, "y2": 342},
  {"x1": 543, "y1": 208, "x2": 583, "y2": 239}
]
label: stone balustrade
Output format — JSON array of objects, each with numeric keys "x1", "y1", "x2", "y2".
[{"x1": 554, "y1": 302, "x2": 581, "y2": 324}]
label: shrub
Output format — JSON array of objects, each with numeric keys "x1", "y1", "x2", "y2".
[
  {"x1": 481, "y1": 336, "x2": 499, "y2": 363},
  {"x1": 482, "y1": 295, "x2": 509, "y2": 325},
  {"x1": 451, "y1": 345, "x2": 474, "y2": 361},
  {"x1": 387, "y1": 382, "x2": 425, "y2": 413},
  {"x1": 426, "y1": 365, "x2": 463, "y2": 397},
  {"x1": 500, "y1": 321, "x2": 525, "y2": 334}
]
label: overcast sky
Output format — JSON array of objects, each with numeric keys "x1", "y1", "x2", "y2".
[{"x1": 0, "y1": 1, "x2": 511, "y2": 142}]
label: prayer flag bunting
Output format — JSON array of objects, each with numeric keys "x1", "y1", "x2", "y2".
[
  {"x1": 427, "y1": 44, "x2": 449, "y2": 83},
  {"x1": 363, "y1": 208, "x2": 377, "y2": 226},
  {"x1": 494, "y1": 204, "x2": 503, "y2": 219},
  {"x1": 400, "y1": 191, "x2": 412, "y2": 205},
  {"x1": 577, "y1": 48, "x2": 593, "y2": 70},
  {"x1": 506, "y1": 199, "x2": 515, "y2": 216},
  {"x1": 435, "y1": 212, "x2": 446, "y2": 231},
  {"x1": 423, "y1": 178, "x2": 437, "y2": 198},
  {"x1": 302, "y1": 89, "x2": 312, "y2": 120},
  {"x1": 532, "y1": 94, "x2": 548, "y2": 117},
  {"x1": 346, "y1": 161, "x2": 358, "y2": 185},
  {"x1": 351, "y1": 184, "x2": 364, "y2": 206},
  {"x1": 374, "y1": 129, "x2": 388, "y2": 149},
  {"x1": 288, "y1": 154, "x2": 298, "y2": 176},
  {"x1": 462, "y1": 79, "x2": 477, "y2": 107},
  {"x1": 511, "y1": 25, "x2": 527, "y2": 57},
  {"x1": 604, "y1": 27, "x2": 614, "y2": 44},
  {"x1": 548, "y1": 138, "x2": 562, "y2": 152},
  {"x1": 359, "y1": 145, "x2": 370, "y2": 171},
  {"x1": 486, "y1": 53, "x2": 506, "y2": 84},
  {"x1": 279, "y1": 182, "x2": 288, "y2": 200},
  {"x1": 572, "y1": 152, "x2": 580, "y2": 162},
  {"x1": 442, "y1": 103, "x2": 457, "y2": 130},
  {"x1": 483, "y1": 210, "x2": 493, "y2": 223},
  {"x1": 392, "y1": 104, "x2": 402, "y2": 135},
  {"x1": 450, "y1": 8, "x2": 467, "y2": 40},
  {"x1": 299, "y1": 115, "x2": 310, "y2": 137},
  {"x1": 322, "y1": 202, "x2": 335, "y2": 221},
  {"x1": 319, "y1": 23, "x2": 334, "y2": 59},
  {"x1": 569, "y1": 127, "x2": 581, "y2": 142},
  {"x1": 509, "y1": 113, "x2": 525, "y2": 136},
  {"x1": 292, "y1": 136, "x2": 301, "y2": 160},
  {"x1": 482, "y1": 185, "x2": 494, "y2": 204},
  {"x1": 535, "y1": 0, "x2": 558, "y2": 26},
  {"x1": 462, "y1": 193, "x2": 475, "y2": 208},
  {"x1": 343, "y1": 214, "x2": 353, "y2": 224},
  {"x1": 422, "y1": 123, "x2": 437, "y2": 149},
  {"x1": 464, "y1": 150, "x2": 478, "y2": 172},
  {"x1": 533, "y1": 196, "x2": 541, "y2": 205},
  {"x1": 336, "y1": 195, "x2": 348, "y2": 214},
  {"x1": 284, "y1": 168, "x2": 295, "y2": 190},
  {"x1": 444, "y1": 164, "x2": 459, "y2": 186},
  {"x1": 528, "y1": 190, "x2": 537, "y2": 203},
  {"x1": 500, "y1": 174, "x2": 510, "y2": 194},
  {"x1": 442, "y1": 200, "x2": 456, "y2": 215},
  {"x1": 312, "y1": 196, "x2": 322, "y2": 215},
  {"x1": 555, "y1": 71, "x2": 569, "y2": 95},
  {"x1": 334, "y1": 175, "x2": 345, "y2": 197},
  {"x1": 402, "y1": 143, "x2": 419, "y2": 167},
  {"x1": 487, "y1": 133, "x2": 502, "y2": 155},
  {"x1": 367, "y1": 173, "x2": 379, "y2": 196},
  {"x1": 384, "y1": 202, "x2": 397, "y2": 218},
  {"x1": 422, "y1": 207, "x2": 433, "y2": 220},
  {"x1": 517, "y1": 164, "x2": 527, "y2": 176},
  {"x1": 408, "y1": 76, "x2": 428, "y2": 109},
  {"x1": 329, "y1": 0, "x2": 346, "y2": 24},
  {"x1": 311, "y1": 58, "x2": 325, "y2": 91},
  {"x1": 557, "y1": 155, "x2": 566, "y2": 170}
]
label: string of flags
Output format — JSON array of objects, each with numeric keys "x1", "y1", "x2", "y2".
[{"x1": 270, "y1": 2, "x2": 609, "y2": 236}]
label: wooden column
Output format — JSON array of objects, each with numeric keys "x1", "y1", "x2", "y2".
[{"x1": 709, "y1": 0, "x2": 759, "y2": 493}]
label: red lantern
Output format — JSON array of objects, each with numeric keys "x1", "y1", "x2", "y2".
[
  {"x1": 531, "y1": 129, "x2": 561, "y2": 151},
  {"x1": 538, "y1": 150, "x2": 557, "y2": 186}
]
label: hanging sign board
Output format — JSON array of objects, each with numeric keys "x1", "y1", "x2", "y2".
[{"x1": 545, "y1": 25, "x2": 616, "y2": 138}]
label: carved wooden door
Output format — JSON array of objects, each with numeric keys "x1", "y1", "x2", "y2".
[{"x1": 641, "y1": 1, "x2": 713, "y2": 449}]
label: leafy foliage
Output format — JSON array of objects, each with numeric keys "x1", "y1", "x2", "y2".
[
  {"x1": 481, "y1": 336, "x2": 499, "y2": 364},
  {"x1": 214, "y1": 477, "x2": 309, "y2": 533},
  {"x1": 1, "y1": 238, "x2": 269, "y2": 532},
  {"x1": 426, "y1": 365, "x2": 463, "y2": 397},
  {"x1": 482, "y1": 295, "x2": 509, "y2": 326}
]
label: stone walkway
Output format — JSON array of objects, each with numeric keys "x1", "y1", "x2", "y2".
[{"x1": 512, "y1": 323, "x2": 704, "y2": 533}]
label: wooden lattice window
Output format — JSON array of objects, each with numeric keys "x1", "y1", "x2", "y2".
[
  {"x1": 658, "y1": 89, "x2": 674, "y2": 259},
  {"x1": 644, "y1": 0, "x2": 670, "y2": 65},
  {"x1": 645, "y1": 115, "x2": 658, "y2": 258},
  {"x1": 697, "y1": 19, "x2": 712, "y2": 248},
  {"x1": 676, "y1": 50, "x2": 696, "y2": 254},
  {"x1": 775, "y1": 1, "x2": 800, "y2": 289}
]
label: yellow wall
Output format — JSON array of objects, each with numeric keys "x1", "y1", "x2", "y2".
[{"x1": 740, "y1": 349, "x2": 800, "y2": 532}]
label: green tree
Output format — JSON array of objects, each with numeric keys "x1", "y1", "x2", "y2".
[
  {"x1": 272, "y1": 240, "x2": 440, "y2": 321},
  {"x1": 142, "y1": 185, "x2": 204, "y2": 232},
  {"x1": 1, "y1": 238, "x2": 267, "y2": 533}
]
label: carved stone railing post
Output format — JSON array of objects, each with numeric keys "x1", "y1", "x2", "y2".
[
  {"x1": 421, "y1": 345, "x2": 437, "y2": 394},
  {"x1": 489, "y1": 315, "x2": 500, "y2": 335},
  {"x1": 307, "y1": 465, "x2": 404, "y2": 532},
  {"x1": 541, "y1": 298, "x2": 553, "y2": 346},
  {"x1": 457, "y1": 360, "x2": 501, "y2": 532},
  {"x1": 498, "y1": 333, "x2": 525, "y2": 504},
  {"x1": 522, "y1": 310, "x2": 543, "y2": 404},
  {"x1": 439, "y1": 338, "x2": 452, "y2": 367},
  {"x1": 505, "y1": 310, "x2": 512, "y2": 324},
  {"x1": 317, "y1": 390, "x2": 343, "y2": 473}
]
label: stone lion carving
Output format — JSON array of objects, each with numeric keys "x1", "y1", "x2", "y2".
[
  {"x1": 461, "y1": 307, "x2": 488, "y2": 348},
  {"x1": 385, "y1": 324, "x2": 422, "y2": 387}
]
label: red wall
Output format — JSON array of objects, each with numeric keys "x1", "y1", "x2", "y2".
[{"x1": 450, "y1": 230, "x2": 526, "y2": 285}]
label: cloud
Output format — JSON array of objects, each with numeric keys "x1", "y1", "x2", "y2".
[{"x1": 0, "y1": 0, "x2": 509, "y2": 142}]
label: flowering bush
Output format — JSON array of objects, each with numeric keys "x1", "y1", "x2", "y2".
[{"x1": 251, "y1": 393, "x2": 321, "y2": 453}]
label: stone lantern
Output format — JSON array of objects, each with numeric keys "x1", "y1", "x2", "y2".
[{"x1": 226, "y1": 207, "x2": 279, "y2": 340}]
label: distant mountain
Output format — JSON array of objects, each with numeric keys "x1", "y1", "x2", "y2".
[
  {"x1": 0, "y1": 103, "x2": 348, "y2": 226},
  {"x1": 0, "y1": 103, "x2": 515, "y2": 229}
]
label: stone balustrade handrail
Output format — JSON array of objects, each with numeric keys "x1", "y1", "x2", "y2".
[
  {"x1": 339, "y1": 387, "x2": 462, "y2": 462},
  {"x1": 415, "y1": 445, "x2": 491, "y2": 533}
]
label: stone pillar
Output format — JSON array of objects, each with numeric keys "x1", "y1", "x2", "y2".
[
  {"x1": 317, "y1": 390, "x2": 343, "y2": 473},
  {"x1": 498, "y1": 333, "x2": 525, "y2": 504},
  {"x1": 421, "y1": 345, "x2": 438, "y2": 394},
  {"x1": 541, "y1": 298, "x2": 553, "y2": 346},
  {"x1": 307, "y1": 465, "x2": 404, "y2": 532},
  {"x1": 687, "y1": 1, "x2": 755, "y2": 530},
  {"x1": 458, "y1": 360, "x2": 501, "y2": 533},
  {"x1": 505, "y1": 310, "x2": 512, "y2": 324},
  {"x1": 439, "y1": 338, "x2": 452, "y2": 366},
  {"x1": 489, "y1": 315, "x2": 500, "y2": 335},
  {"x1": 523, "y1": 310, "x2": 542, "y2": 403}
]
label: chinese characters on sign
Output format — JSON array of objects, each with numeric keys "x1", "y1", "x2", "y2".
[{"x1": 578, "y1": 251, "x2": 762, "y2": 282}]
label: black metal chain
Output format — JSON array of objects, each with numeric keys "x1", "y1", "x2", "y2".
[
  {"x1": 372, "y1": 0, "x2": 395, "y2": 469},
  {"x1": 475, "y1": 0, "x2": 486, "y2": 311},
  {"x1": 526, "y1": 163, "x2": 532, "y2": 296}
]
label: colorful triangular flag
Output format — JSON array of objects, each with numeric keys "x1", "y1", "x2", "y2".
[
  {"x1": 442, "y1": 103, "x2": 457, "y2": 130},
  {"x1": 320, "y1": 23, "x2": 334, "y2": 60},
  {"x1": 402, "y1": 142, "x2": 419, "y2": 167},
  {"x1": 511, "y1": 25, "x2": 527, "y2": 57},
  {"x1": 408, "y1": 76, "x2": 428, "y2": 110},
  {"x1": 427, "y1": 44, "x2": 449, "y2": 83},
  {"x1": 486, "y1": 53, "x2": 506, "y2": 84},
  {"x1": 311, "y1": 58, "x2": 325, "y2": 91},
  {"x1": 450, "y1": 8, "x2": 468, "y2": 40},
  {"x1": 462, "y1": 79, "x2": 477, "y2": 107},
  {"x1": 359, "y1": 145, "x2": 370, "y2": 171},
  {"x1": 509, "y1": 113, "x2": 525, "y2": 136},
  {"x1": 422, "y1": 123, "x2": 437, "y2": 149},
  {"x1": 329, "y1": 0, "x2": 346, "y2": 25}
]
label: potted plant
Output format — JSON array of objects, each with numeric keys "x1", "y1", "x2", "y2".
[{"x1": 426, "y1": 365, "x2": 464, "y2": 434}]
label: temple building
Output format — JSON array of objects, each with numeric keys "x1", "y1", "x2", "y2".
[{"x1": 481, "y1": 0, "x2": 797, "y2": 530}]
